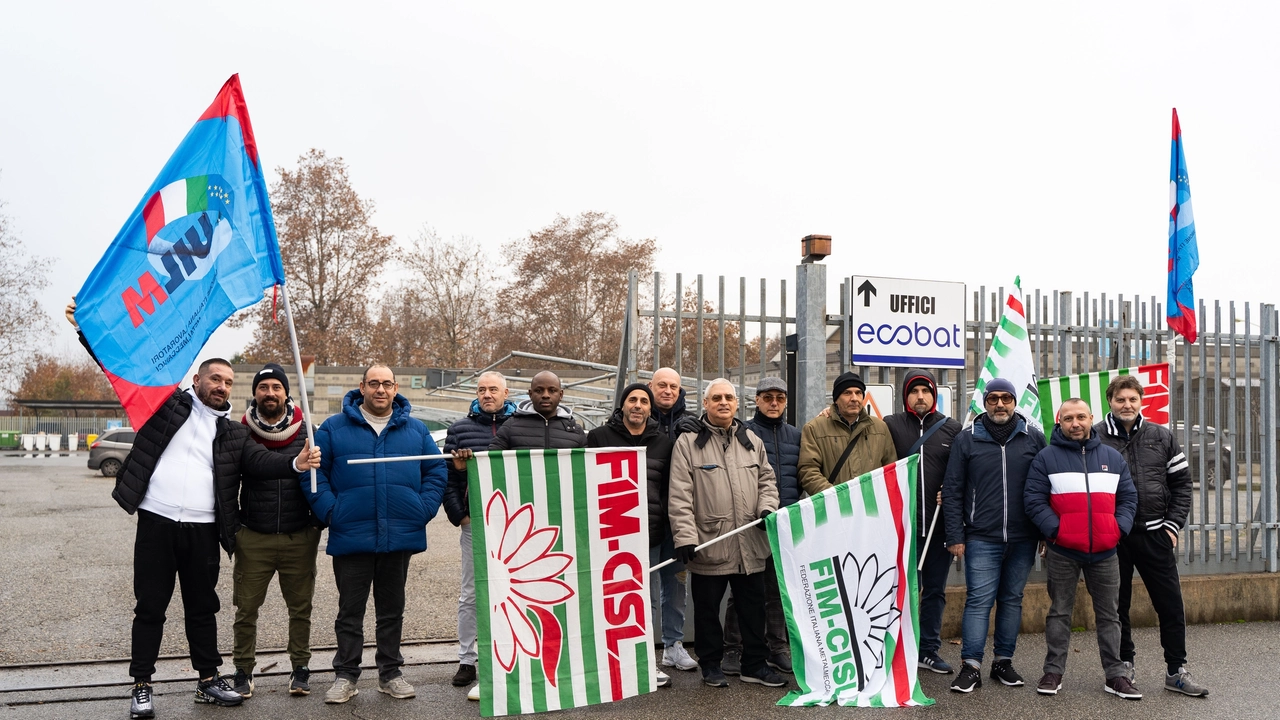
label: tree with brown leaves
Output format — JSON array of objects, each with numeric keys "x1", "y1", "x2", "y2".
[
  {"x1": 233, "y1": 149, "x2": 392, "y2": 366},
  {"x1": 14, "y1": 354, "x2": 115, "y2": 410},
  {"x1": 496, "y1": 212, "x2": 656, "y2": 365}
]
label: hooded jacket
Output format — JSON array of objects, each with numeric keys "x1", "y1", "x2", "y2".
[
  {"x1": 442, "y1": 399, "x2": 517, "y2": 526},
  {"x1": 941, "y1": 413, "x2": 1046, "y2": 546},
  {"x1": 303, "y1": 390, "x2": 448, "y2": 557},
  {"x1": 797, "y1": 406, "x2": 897, "y2": 496},
  {"x1": 490, "y1": 400, "x2": 587, "y2": 450},
  {"x1": 239, "y1": 403, "x2": 316, "y2": 534},
  {"x1": 1025, "y1": 426, "x2": 1138, "y2": 563},
  {"x1": 882, "y1": 369, "x2": 962, "y2": 536},
  {"x1": 587, "y1": 410, "x2": 674, "y2": 546},
  {"x1": 1095, "y1": 414, "x2": 1191, "y2": 535},
  {"x1": 114, "y1": 387, "x2": 300, "y2": 555},
  {"x1": 668, "y1": 417, "x2": 778, "y2": 575},
  {"x1": 745, "y1": 409, "x2": 802, "y2": 507}
]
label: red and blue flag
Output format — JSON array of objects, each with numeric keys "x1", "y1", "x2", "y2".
[
  {"x1": 1167, "y1": 108, "x2": 1199, "y2": 343},
  {"x1": 74, "y1": 75, "x2": 284, "y2": 428}
]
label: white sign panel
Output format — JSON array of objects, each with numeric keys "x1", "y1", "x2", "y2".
[
  {"x1": 864, "y1": 385, "x2": 953, "y2": 420},
  {"x1": 851, "y1": 276, "x2": 966, "y2": 369}
]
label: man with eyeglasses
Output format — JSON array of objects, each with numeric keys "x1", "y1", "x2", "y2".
[
  {"x1": 303, "y1": 364, "x2": 448, "y2": 705},
  {"x1": 668, "y1": 379, "x2": 785, "y2": 690},
  {"x1": 722, "y1": 377, "x2": 799, "y2": 676},
  {"x1": 941, "y1": 378, "x2": 1046, "y2": 694}
]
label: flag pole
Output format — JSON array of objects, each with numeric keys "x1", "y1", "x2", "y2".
[
  {"x1": 279, "y1": 285, "x2": 318, "y2": 493},
  {"x1": 917, "y1": 511, "x2": 940, "y2": 571},
  {"x1": 650, "y1": 518, "x2": 763, "y2": 573}
]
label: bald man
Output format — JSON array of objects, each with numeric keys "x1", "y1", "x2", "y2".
[
  {"x1": 649, "y1": 367, "x2": 703, "y2": 440},
  {"x1": 490, "y1": 371, "x2": 586, "y2": 450}
]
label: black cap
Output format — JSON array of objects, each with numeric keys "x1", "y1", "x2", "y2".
[{"x1": 253, "y1": 363, "x2": 290, "y2": 397}]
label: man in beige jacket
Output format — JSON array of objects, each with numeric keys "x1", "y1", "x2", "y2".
[
  {"x1": 668, "y1": 378, "x2": 785, "y2": 690},
  {"x1": 798, "y1": 372, "x2": 897, "y2": 496}
]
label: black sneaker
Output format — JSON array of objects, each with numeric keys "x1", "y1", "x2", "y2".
[
  {"x1": 195, "y1": 676, "x2": 244, "y2": 706},
  {"x1": 701, "y1": 663, "x2": 729, "y2": 688},
  {"x1": 1037, "y1": 672, "x2": 1062, "y2": 695},
  {"x1": 766, "y1": 653, "x2": 793, "y2": 674},
  {"x1": 918, "y1": 651, "x2": 954, "y2": 674},
  {"x1": 741, "y1": 665, "x2": 788, "y2": 688},
  {"x1": 231, "y1": 668, "x2": 254, "y2": 697},
  {"x1": 950, "y1": 663, "x2": 982, "y2": 693},
  {"x1": 1105, "y1": 675, "x2": 1143, "y2": 700},
  {"x1": 990, "y1": 659, "x2": 1025, "y2": 686},
  {"x1": 289, "y1": 666, "x2": 311, "y2": 696},
  {"x1": 130, "y1": 682, "x2": 155, "y2": 719},
  {"x1": 452, "y1": 663, "x2": 477, "y2": 687},
  {"x1": 721, "y1": 650, "x2": 742, "y2": 676}
]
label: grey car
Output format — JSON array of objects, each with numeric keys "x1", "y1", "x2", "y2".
[
  {"x1": 1173, "y1": 421, "x2": 1232, "y2": 487},
  {"x1": 87, "y1": 427, "x2": 134, "y2": 477}
]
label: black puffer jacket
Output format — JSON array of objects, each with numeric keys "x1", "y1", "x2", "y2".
[
  {"x1": 745, "y1": 410, "x2": 802, "y2": 507},
  {"x1": 1095, "y1": 414, "x2": 1192, "y2": 535},
  {"x1": 490, "y1": 401, "x2": 587, "y2": 450},
  {"x1": 587, "y1": 410, "x2": 674, "y2": 546},
  {"x1": 883, "y1": 369, "x2": 962, "y2": 536},
  {"x1": 239, "y1": 406, "x2": 315, "y2": 535},
  {"x1": 941, "y1": 413, "x2": 1046, "y2": 546},
  {"x1": 443, "y1": 399, "x2": 517, "y2": 526},
  {"x1": 652, "y1": 388, "x2": 690, "y2": 441},
  {"x1": 114, "y1": 388, "x2": 299, "y2": 555}
]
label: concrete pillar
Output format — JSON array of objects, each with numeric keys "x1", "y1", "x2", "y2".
[{"x1": 796, "y1": 262, "x2": 828, "y2": 425}]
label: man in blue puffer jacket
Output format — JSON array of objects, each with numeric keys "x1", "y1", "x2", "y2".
[{"x1": 303, "y1": 364, "x2": 447, "y2": 705}]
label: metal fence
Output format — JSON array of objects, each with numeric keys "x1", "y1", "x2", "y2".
[
  {"x1": 0, "y1": 416, "x2": 127, "y2": 438},
  {"x1": 625, "y1": 271, "x2": 1280, "y2": 575}
]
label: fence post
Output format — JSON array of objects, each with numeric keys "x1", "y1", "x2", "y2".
[
  {"x1": 1263, "y1": 304, "x2": 1279, "y2": 572},
  {"x1": 1058, "y1": 291, "x2": 1073, "y2": 376},
  {"x1": 796, "y1": 257, "x2": 828, "y2": 426}
]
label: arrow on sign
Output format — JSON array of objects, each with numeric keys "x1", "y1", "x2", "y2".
[{"x1": 857, "y1": 280, "x2": 877, "y2": 307}]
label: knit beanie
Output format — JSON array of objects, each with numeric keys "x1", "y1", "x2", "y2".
[
  {"x1": 619, "y1": 382, "x2": 655, "y2": 410},
  {"x1": 832, "y1": 372, "x2": 866, "y2": 402},
  {"x1": 252, "y1": 363, "x2": 290, "y2": 397},
  {"x1": 982, "y1": 377, "x2": 1016, "y2": 403}
]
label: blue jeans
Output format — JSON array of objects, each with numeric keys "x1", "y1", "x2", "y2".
[
  {"x1": 960, "y1": 539, "x2": 1037, "y2": 664},
  {"x1": 649, "y1": 532, "x2": 687, "y2": 647}
]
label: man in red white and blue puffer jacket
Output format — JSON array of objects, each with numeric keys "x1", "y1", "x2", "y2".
[{"x1": 1024, "y1": 398, "x2": 1138, "y2": 700}]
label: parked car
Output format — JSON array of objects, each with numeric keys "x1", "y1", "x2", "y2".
[
  {"x1": 1172, "y1": 421, "x2": 1232, "y2": 487},
  {"x1": 87, "y1": 427, "x2": 134, "y2": 477}
]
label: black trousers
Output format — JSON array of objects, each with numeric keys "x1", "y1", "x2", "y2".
[
  {"x1": 1117, "y1": 529, "x2": 1187, "y2": 670},
  {"x1": 691, "y1": 571, "x2": 768, "y2": 674},
  {"x1": 917, "y1": 531, "x2": 953, "y2": 656},
  {"x1": 130, "y1": 510, "x2": 223, "y2": 680},
  {"x1": 332, "y1": 551, "x2": 412, "y2": 682}
]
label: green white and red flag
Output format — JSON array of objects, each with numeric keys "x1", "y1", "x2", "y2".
[
  {"x1": 1036, "y1": 363, "x2": 1171, "y2": 428},
  {"x1": 469, "y1": 448, "x2": 655, "y2": 717},
  {"x1": 965, "y1": 276, "x2": 1042, "y2": 428}
]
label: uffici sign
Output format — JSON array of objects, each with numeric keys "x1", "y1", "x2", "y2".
[{"x1": 850, "y1": 276, "x2": 966, "y2": 369}]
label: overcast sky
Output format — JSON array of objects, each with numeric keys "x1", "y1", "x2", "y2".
[{"x1": 2, "y1": 1, "x2": 1276, "y2": 373}]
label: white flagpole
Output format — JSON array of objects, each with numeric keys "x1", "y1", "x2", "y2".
[
  {"x1": 279, "y1": 285, "x2": 318, "y2": 493},
  {"x1": 650, "y1": 518, "x2": 763, "y2": 573},
  {"x1": 917, "y1": 510, "x2": 941, "y2": 572}
]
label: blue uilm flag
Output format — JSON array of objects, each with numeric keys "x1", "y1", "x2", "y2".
[
  {"x1": 74, "y1": 75, "x2": 284, "y2": 428},
  {"x1": 1167, "y1": 108, "x2": 1199, "y2": 343}
]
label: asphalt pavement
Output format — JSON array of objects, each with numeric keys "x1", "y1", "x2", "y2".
[{"x1": 2, "y1": 454, "x2": 1277, "y2": 719}]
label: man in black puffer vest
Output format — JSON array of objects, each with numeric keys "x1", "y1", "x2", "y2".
[
  {"x1": 229, "y1": 363, "x2": 321, "y2": 699},
  {"x1": 442, "y1": 371, "x2": 517, "y2": 692},
  {"x1": 489, "y1": 371, "x2": 587, "y2": 450},
  {"x1": 587, "y1": 383, "x2": 675, "y2": 687},
  {"x1": 883, "y1": 368, "x2": 961, "y2": 675}
]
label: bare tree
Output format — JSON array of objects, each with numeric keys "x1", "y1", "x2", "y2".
[
  {"x1": 640, "y1": 288, "x2": 782, "y2": 373},
  {"x1": 233, "y1": 149, "x2": 392, "y2": 366},
  {"x1": 0, "y1": 196, "x2": 51, "y2": 397},
  {"x1": 496, "y1": 212, "x2": 657, "y2": 364}
]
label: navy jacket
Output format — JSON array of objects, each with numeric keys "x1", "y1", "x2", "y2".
[
  {"x1": 745, "y1": 410, "x2": 802, "y2": 507},
  {"x1": 1025, "y1": 427, "x2": 1138, "y2": 564},
  {"x1": 303, "y1": 390, "x2": 447, "y2": 556},
  {"x1": 442, "y1": 399, "x2": 516, "y2": 526},
  {"x1": 942, "y1": 413, "x2": 1046, "y2": 546}
]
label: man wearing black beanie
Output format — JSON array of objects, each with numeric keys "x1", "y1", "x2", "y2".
[{"x1": 797, "y1": 372, "x2": 897, "y2": 497}]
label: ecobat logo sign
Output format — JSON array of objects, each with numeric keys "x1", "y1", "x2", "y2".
[{"x1": 850, "y1": 276, "x2": 965, "y2": 369}]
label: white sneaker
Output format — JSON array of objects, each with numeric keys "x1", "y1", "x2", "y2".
[
  {"x1": 377, "y1": 675, "x2": 415, "y2": 699},
  {"x1": 662, "y1": 641, "x2": 699, "y2": 671},
  {"x1": 324, "y1": 677, "x2": 359, "y2": 704},
  {"x1": 656, "y1": 668, "x2": 672, "y2": 688},
  {"x1": 467, "y1": 684, "x2": 480, "y2": 701}
]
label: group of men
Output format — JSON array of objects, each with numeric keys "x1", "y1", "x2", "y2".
[{"x1": 69, "y1": 287, "x2": 1207, "y2": 715}]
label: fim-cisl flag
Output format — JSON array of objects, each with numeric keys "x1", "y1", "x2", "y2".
[
  {"x1": 469, "y1": 448, "x2": 655, "y2": 717},
  {"x1": 74, "y1": 74, "x2": 284, "y2": 428},
  {"x1": 1037, "y1": 363, "x2": 1171, "y2": 429},
  {"x1": 770, "y1": 456, "x2": 933, "y2": 708},
  {"x1": 965, "y1": 277, "x2": 1041, "y2": 428}
]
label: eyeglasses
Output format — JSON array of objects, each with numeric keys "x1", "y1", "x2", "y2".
[
  {"x1": 985, "y1": 393, "x2": 1016, "y2": 405},
  {"x1": 364, "y1": 380, "x2": 397, "y2": 390},
  {"x1": 708, "y1": 394, "x2": 736, "y2": 403},
  {"x1": 757, "y1": 393, "x2": 786, "y2": 404}
]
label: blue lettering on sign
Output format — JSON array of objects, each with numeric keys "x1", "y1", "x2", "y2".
[{"x1": 861, "y1": 323, "x2": 960, "y2": 349}]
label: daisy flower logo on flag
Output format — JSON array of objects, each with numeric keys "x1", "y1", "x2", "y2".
[
  {"x1": 485, "y1": 490, "x2": 575, "y2": 685},
  {"x1": 838, "y1": 553, "x2": 901, "y2": 689}
]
